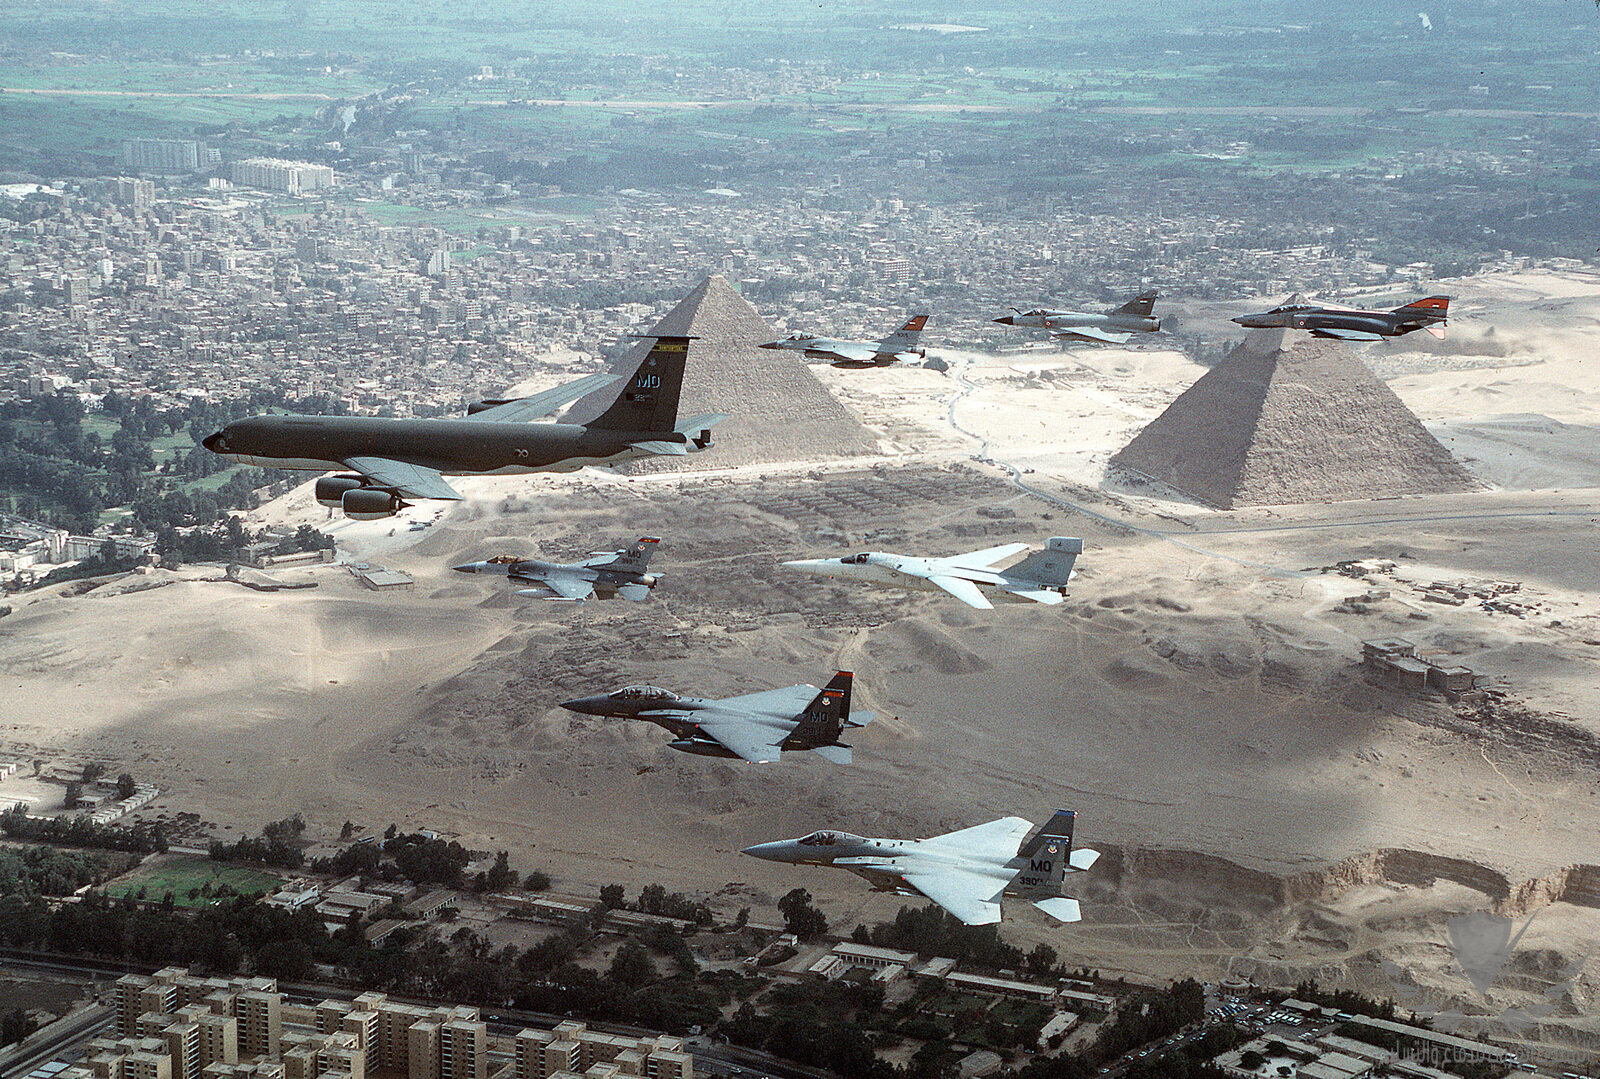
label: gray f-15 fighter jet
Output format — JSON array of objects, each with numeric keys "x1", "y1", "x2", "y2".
[
  {"x1": 782, "y1": 537, "x2": 1082, "y2": 609},
  {"x1": 759, "y1": 314, "x2": 929, "y2": 368},
  {"x1": 202, "y1": 336, "x2": 725, "y2": 519},
  {"x1": 453, "y1": 537, "x2": 662, "y2": 602},
  {"x1": 993, "y1": 290, "x2": 1161, "y2": 344},
  {"x1": 743, "y1": 809, "x2": 1098, "y2": 926},
  {"x1": 1231, "y1": 294, "x2": 1449, "y2": 341},
  {"x1": 562, "y1": 671, "x2": 873, "y2": 764}
]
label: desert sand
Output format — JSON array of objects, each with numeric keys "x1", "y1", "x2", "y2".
[{"x1": 1, "y1": 269, "x2": 1597, "y2": 1054}]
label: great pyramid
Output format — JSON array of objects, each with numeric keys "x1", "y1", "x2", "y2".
[
  {"x1": 1109, "y1": 328, "x2": 1479, "y2": 508},
  {"x1": 564, "y1": 275, "x2": 881, "y2": 472}
]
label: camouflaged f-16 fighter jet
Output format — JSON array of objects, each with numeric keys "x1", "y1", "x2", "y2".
[
  {"x1": 760, "y1": 313, "x2": 929, "y2": 368},
  {"x1": 453, "y1": 537, "x2": 662, "y2": 602}
]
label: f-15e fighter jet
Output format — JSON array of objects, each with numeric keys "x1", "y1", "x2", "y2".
[
  {"x1": 743, "y1": 809, "x2": 1099, "y2": 926},
  {"x1": 561, "y1": 671, "x2": 873, "y2": 764}
]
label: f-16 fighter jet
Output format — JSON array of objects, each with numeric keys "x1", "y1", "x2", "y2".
[
  {"x1": 561, "y1": 671, "x2": 872, "y2": 764},
  {"x1": 202, "y1": 336, "x2": 726, "y2": 519},
  {"x1": 1231, "y1": 295, "x2": 1449, "y2": 341},
  {"x1": 782, "y1": 537, "x2": 1082, "y2": 609},
  {"x1": 453, "y1": 537, "x2": 661, "y2": 602},
  {"x1": 993, "y1": 290, "x2": 1161, "y2": 344},
  {"x1": 759, "y1": 314, "x2": 929, "y2": 368},
  {"x1": 743, "y1": 809, "x2": 1098, "y2": 926}
]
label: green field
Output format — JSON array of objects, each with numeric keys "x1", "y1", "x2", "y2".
[{"x1": 104, "y1": 856, "x2": 283, "y2": 908}]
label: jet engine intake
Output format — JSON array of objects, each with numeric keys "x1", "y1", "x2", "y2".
[
  {"x1": 342, "y1": 487, "x2": 404, "y2": 520},
  {"x1": 314, "y1": 474, "x2": 367, "y2": 508}
]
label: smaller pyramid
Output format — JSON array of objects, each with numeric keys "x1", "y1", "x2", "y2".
[
  {"x1": 564, "y1": 275, "x2": 880, "y2": 471},
  {"x1": 1109, "y1": 329, "x2": 1479, "y2": 508}
]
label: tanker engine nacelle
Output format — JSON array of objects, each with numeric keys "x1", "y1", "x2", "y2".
[
  {"x1": 314, "y1": 474, "x2": 366, "y2": 508},
  {"x1": 341, "y1": 487, "x2": 405, "y2": 520}
]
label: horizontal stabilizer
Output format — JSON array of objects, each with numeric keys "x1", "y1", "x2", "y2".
[
  {"x1": 1425, "y1": 324, "x2": 1447, "y2": 340},
  {"x1": 677, "y1": 412, "x2": 729, "y2": 434},
  {"x1": 1034, "y1": 897, "x2": 1082, "y2": 923},
  {"x1": 809, "y1": 744, "x2": 853, "y2": 765},
  {"x1": 1070, "y1": 847, "x2": 1100, "y2": 871},
  {"x1": 846, "y1": 710, "x2": 875, "y2": 728},
  {"x1": 628, "y1": 440, "x2": 689, "y2": 456},
  {"x1": 615, "y1": 583, "x2": 652, "y2": 602}
]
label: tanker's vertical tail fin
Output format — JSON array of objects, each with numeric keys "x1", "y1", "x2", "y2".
[{"x1": 587, "y1": 336, "x2": 694, "y2": 433}]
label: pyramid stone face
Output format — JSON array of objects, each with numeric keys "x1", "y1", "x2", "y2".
[
  {"x1": 1109, "y1": 329, "x2": 1479, "y2": 508},
  {"x1": 564, "y1": 275, "x2": 881, "y2": 472}
]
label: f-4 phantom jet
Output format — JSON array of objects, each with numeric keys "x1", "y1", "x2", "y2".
[
  {"x1": 453, "y1": 537, "x2": 661, "y2": 602},
  {"x1": 743, "y1": 809, "x2": 1098, "y2": 926},
  {"x1": 760, "y1": 314, "x2": 929, "y2": 368},
  {"x1": 561, "y1": 671, "x2": 873, "y2": 764},
  {"x1": 203, "y1": 336, "x2": 725, "y2": 519},
  {"x1": 782, "y1": 537, "x2": 1082, "y2": 609},
  {"x1": 994, "y1": 290, "x2": 1161, "y2": 344},
  {"x1": 1232, "y1": 295, "x2": 1449, "y2": 341}
]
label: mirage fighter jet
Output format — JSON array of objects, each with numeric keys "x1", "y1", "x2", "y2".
[
  {"x1": 760, "y1": 314, "x2": 929, "y2": 368},
  {"x1": 743, "y1": 809, "x2": 1098, "y2": 926},
  {"x1": 453, "y1": 537, "x2": 662, "y2": 602},
  {"x1": 783, "y1": 537, "x2": 1082, "y2": 609},
  {"x1": 1232, "y1": 295, "x2": 1450, "y2": 341},
  {"x1": 562, "y1": 671, "x2": 872, "y2": 764},
  {"x1": 994, "y1": 290, "x2": 1161, "y2": 344},
  {"x1": 203, "y1": 336, "x2": 726, "y2": 520}
]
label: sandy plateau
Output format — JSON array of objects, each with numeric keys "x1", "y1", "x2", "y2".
[{"x1": 2, "y1": 270, "x2": 1598, "y2": 1053}]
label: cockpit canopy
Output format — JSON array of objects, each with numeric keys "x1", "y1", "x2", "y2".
[
  {"x1": 1266, "y1": 304, "x2": 1314, "y2": 315},
  {"x1": 797, "y1": 830, "x2": 864, "y2": 846},
  {"x1": 486, "y1": 555, "x2": 523, "y2": 565},
  {"x1": 610, "y1": 685, "x2": 679, "y2": 702},
  {"x1": 840, "y1": 553, "x2": 872, "y2": 565}
]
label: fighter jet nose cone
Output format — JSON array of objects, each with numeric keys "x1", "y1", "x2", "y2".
[
  {"x1": 741, "y1": 842, "x2": 778, "y2": 860},
  {"x1": 758, "y1": 341, "x2": 779, "y2": 349},
  {"x1": 993, "y1": 316, "x2": 1013, "y2": 325},
  {"x1": 451, "y1": 563, "x2": 476, "y2": 574}
]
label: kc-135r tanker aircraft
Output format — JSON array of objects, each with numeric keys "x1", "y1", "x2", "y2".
[
  {"x1": 203, "y1": 336, "x2": 725, "y2": 519},
  {"x1": 743, "y1": 809, "x2": 1099, "y2": 926}
]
